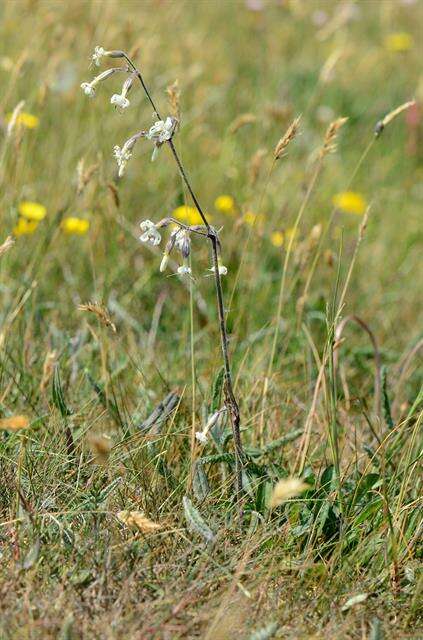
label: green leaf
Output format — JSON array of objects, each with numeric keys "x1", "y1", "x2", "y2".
[
  {"x1": 193, "y1": 460, "x2": 210, "y2": 501},
  {"x1": 22, "y1": 539, "x2": 40, "y2": 570},
  {"x1": 52, "y1": 365, "x2": 73, "y2": 417},
  {"x1": 260, "y1": 428, "x2": 304, "y2": 454},
  {"x1": 201, "y1": 452, "x2": 235, "y2": 465},
  {"x1": 182, "y1": 496, "x2": 215, "y2": 542},
  {"x1": 210, "y1": 367, "x2": 225, "y2": 413}
]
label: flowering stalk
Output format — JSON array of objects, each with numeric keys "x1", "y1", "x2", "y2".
[
  {"x1": 82, "y1": 48, "x2": 245, "y2": 504},
  {"x1": 126, "y1": 54, "x2": 245, "y2": 501}
]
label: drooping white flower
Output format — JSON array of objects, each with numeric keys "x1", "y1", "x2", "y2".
[
  {"x1": 112, "y1": 131, "x2": 143, "y2": 178},
  {"x1": 146, "y1": 116, "x2": 177, "y2": 161},
  {"x1": 111, "y1": 94, "x2": 130, "y2": 110},
  {"x1": 139, "y1": 220, "x2": 161, "y2": 246},
  {"x1": 177, "y1": 264, "x2": 191, "y2": 275},
  {"x1": 195, "y1": 410, "x2": 225, "y2": 444},
  {"x1": 110, "y1": 76, "x2": 133, "y2": 112},
  {"x1": 208, "y1": 262, "x2": 228, "y2": 276},
  {"x1": 80, "y1": 82, "x2": 96, "y2": 97},
  {"x1": 81, "y1": 69, "x2": 119, "y2": 99},
  {"x1": 92, "y1": 46, "x2": 106, "y2": 66},
  {"x1": 113, "y1": 144, "x2": 132, "y2": 177},
  {"x1": 195, "y1": 431, "x2": 208, "y2": 444},
  {"x1": 175, "y1": 229, "x2": 191, "y2": 258}
]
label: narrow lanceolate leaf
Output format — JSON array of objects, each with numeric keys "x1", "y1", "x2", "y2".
[
  {"x1": 341, "y1": 592, "x2": 369, "y2": 611},
  {"x1": 211, "y1": 366, "x2": 225, "y2": 413},
  {"x1": 182, "y1": 496, "x2": 215, "y2": 542},
  {"x1": 192, "y1": 460, "x2": 210, "y2": 501},
  {"x1": 52, "y1": 365, "x2": 73, "y2": 417},
  {"x1": 261, "y1": 428, "x2": 304, "y2": 454},
  {"x1": 22, "y1": 538, "x2": 40, "y2": 570}
]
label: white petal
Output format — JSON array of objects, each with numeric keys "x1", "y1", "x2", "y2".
[{"x1": 195, "y1": 431, "x2": 208, "y2": 444}]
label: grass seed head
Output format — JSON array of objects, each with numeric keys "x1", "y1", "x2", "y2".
[
  {"x1": 320, "y1": 116, "x2": 348, "y2": 158},
  {"x1": 166, "y1": 79, "x2": 181, "y2": 121},
  {"x1": 0, "y1": 236, "x2": 15, "y2": 257},
  {"x1": 78, "y1": 301, "x2": 116, "y2": 333},
  {"x1": 269, "y1": 478, "x2": 308, "y2": 507},
  {"x1": 274, "y1": 116, "x2": 301, "y2": 160},
  {"x1": 117, "y1": 510, "x2": 162, "y2": 533}
]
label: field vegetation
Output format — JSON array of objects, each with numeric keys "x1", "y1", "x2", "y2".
[{"x1": 0, "y1": 1, "x2": 422, "y2": 638}]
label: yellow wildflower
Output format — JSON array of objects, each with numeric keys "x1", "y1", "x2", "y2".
[
  {"x1": 13, "y1": 218, "x2": 39, "y2": 236},
  {"x1": 172, "y1": 205, "x2": 207, "y2": 225},
  {"x1": 270, "y1": 231, "x2": 284, "y2": 247},
  {"x1": 270, "y1": 227, "x2": 298, "y2": 248},
  {"x1": 243, "y1": 210, "x2": 265, "y2": 227},
  {"x1": 19, "y1": 201, "x2": 47, "y2": 221},
  {"x1": 385, "y1": 32, "x2": 413, "y2": 53},
  {"x1": 6, "y1": 112, "x2": 39, "y2": 129},
  {"x1": 214, "y1": 194, "x2": 235, "y2": 214},
  {"x1": 332, "y1": 191, "x2": 367, "y2": 215},
  {"x1": 61, "y1": 217, "x2": 90, "y2": 235}
]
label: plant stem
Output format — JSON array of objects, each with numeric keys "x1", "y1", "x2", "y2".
[{"x1": 124, "y1": 53, "x2": 244, "y2": 501}]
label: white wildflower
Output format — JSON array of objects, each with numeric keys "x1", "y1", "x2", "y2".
[
  {"x1": 92, "y1": 46, "x2": 106, "y2": 66},
  {"x1": 113, "y1": 144, "x2": 132, "y2": 177},
  {"x1": 80, "y1": 82, "x2": 96, "y2": 98},
  {"x1": 81, "y1": 69, "x2": 119, "y2": 99},
  {"x1": 208, "y1": 262, "x2": 228, "y2": 276},
  {"x1": 195, "y1": 409, "x2": 225, "y2": 444},
  {"x1": 175, "y1": 229, "x2": 191, "y2": 258},
  {"x1": 139, "y1": 220, "x2": 161, "y2": 246},
  {"x1": 177, "y1": 264, "x2": 191, "y2": 275},
  {"x1": 111, "y1": 94, "x2": 130, "y2": 110},
  {"x1": 146, "y1": 116, "x2": 177, "y2": 161},
  {"x1": 110, "y1": 76, "x2": 133, "y2": 112},
  {"x1": 195, "y1": 431, "x2": 208, "y2": 444}
]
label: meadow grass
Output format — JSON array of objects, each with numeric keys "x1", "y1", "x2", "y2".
[{"x1": 0, "y1": 1, "x2": 422, "y2": 638}]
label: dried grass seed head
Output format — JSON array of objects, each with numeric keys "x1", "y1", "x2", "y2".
[
  {"x1": 320, "y1": 116, "x2": 348, "y2": 158},
  {"x1": 78, "y1": 301, "x2": 117, "y2": 332},
  {"x1": 274, "y1": 115, "x2": 301, "y2": 160}
]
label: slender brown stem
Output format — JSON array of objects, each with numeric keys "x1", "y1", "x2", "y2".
[{"x1": 124, "y1": 53, "x2": 244, "y2": 501}]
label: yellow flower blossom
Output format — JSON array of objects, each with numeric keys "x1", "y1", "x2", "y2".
[
  {"x1": 6, "y1": 112, "x2": 39, "y2": 129},
  {"x1": 243, "y1": 210, "x2": 265, "y2": 227},
  {"x1": 332, "y1": 191, "x2": 367, "y2": 215},
  {"x1": 61, "y1": 217, "x2": 90, "y2": 235},
  {"x1": 19, "y1": 201, "x2": 47, "y2": 221},
  {"x1": 385, "y1": 32, "x2": 413, "y2": 53},
  {"x1": 13, "y1": 218, "x2": 39, "y2": 236},
  {"x1": 214, "y1": 194, "x2": 235, "y2": 214},
  {"x1": 270, "y1": 231, "x2": 284, "y2": 247},
  {"x1": 172, "y1": 205, "x2": 208, "y2": 225},
  {"x1": 270, "y1": 227, "x2": 298, "y2": 248}
]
